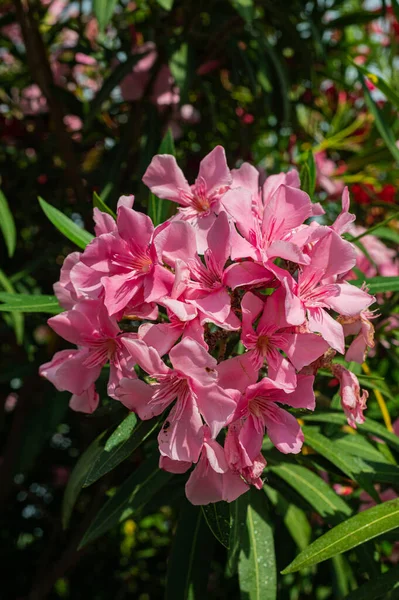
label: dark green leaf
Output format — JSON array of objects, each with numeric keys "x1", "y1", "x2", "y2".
[
  {"x1": 0, "y1": 189, "x2": 16, "y2": 257},
  {"x1": 303, "y1": 413, "x2": 399, "y2": 451},
  {"x1": 0, "y1": 292, "x2": 62, "y2": 314},
  {"x1": 300, "y1": 150, "x2": 316, "y2": 197},
  {"x1": 0, "y1": 270, "x2": 24, "y2": 344},
  {"x1": 351, "y1": 276, "x2": 399, "y2": 293},
  {"x1": 79, "y1": 452, "x2": 172, "y2": 547},
  {"x1": 238, "y1": 488, "x2": 276, "y2": 600},
  {"x1": 264, "y1": 485, "x2": 311, "y2": 551},
  {"x1": 227, "y1": 494, "x2": 249, "y2": 576},
  {"x1": 84, "y1": 415, "x2": 160, "y2": 487},
  {"x1": 169, "y1": 43, "x2": 189, "y2": 101},
  {"x1": 325, "y1": 11, "x2": 382, "y2": 28},
  {"x1": 302, "y1": 426, "x2": 380, "y2": 503},
  {"x1": 282, "y1": 498, "x2": 399, "y2": 573},
  {"x1": 358, "y1": 71, "x2": 399, "y2": 163},
  {"x1": 269, "y1": 463, "x2": 352, "y2": 523},
  {"x1": 93, "y1": 191, "x2": 116, "y2": 219},
  {"x1": 165, "y1": 499, "x2": 214, "y2": 600},
  {"x1": 62, "y1": 432, "x2": 107, "y2": 529},
  {"x1": 92, "y1": 0, "x2": 118, "y2": 32},
  {"x1": 344, "y1": 564, "x2": 399, "y2": 599},
  {"x1": 38, "y1": 197, "x2": 93, "y2": 249},
  {"x1": 202, "y1": 502, "x2": 231, "y2": 548},
  {"x1": 231, "y1": 0, "x2": 255, "y2": 23},
  {"x1": 156, "y1": 0, "x2": 174, "y2": 10}
]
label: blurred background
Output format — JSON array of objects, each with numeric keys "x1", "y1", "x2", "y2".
[{"x1": 1, "y1": 0, "x2": 399, "y2": 598}]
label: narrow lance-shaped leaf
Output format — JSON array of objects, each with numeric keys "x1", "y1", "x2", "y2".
[
  {"x1": 264, "y1": 484, "x2": 311, "y2": 551},
  {"x1": 0, "y1": 189, "x2": 16, "y2": 258},
  {"x1": 165, "y1": 500, "x2": 214, "y2": 600},
  {"x1": 351, "y1": 275, "x2": 399, "y2": 294},
  {"x1": 201, "y1": 501, "x2": 231, "y2": 548},
  {"x1": 79, "y1": 452, "x2": 172, "y2": 548},
  {"x1": 38, "y1": 197, "x2": 94, "y2": 249},
  {"x1": 92, "y1": 0, "x2": 118, "y2": 32},
  {"x1": 302, "y1": 426, "x2": 380, "y2": 503},
  {"x1": 343, "y1": 563, "x2": 399, "y2": 600},
  {"x1": 62, "y1": 432, "x2": 107, "y2": 529},
  {"x1": 357, "y1": 70, "x2": 399, "y2": 163},
  {"x1": 282, "y1": 497, "x2": 399, "y2": 573},
  {"x1": 227, "y1": 494, "x2": 249, "y2": 576},
  {"x1": 0, "y1": 270, "x2": 24, "y2": 344},
  {"x1": 0, "y1": 292, "x2": 62, "y2": 314},
  {"x1": 84, "y1": 415, "x2": 160, "y2": 487},
  {"x1": 93, "y1": 191, "x2": 116, "y2": 219},
  {"x1": 238, "y1": 488, "x2": 277, "y2": 600}
]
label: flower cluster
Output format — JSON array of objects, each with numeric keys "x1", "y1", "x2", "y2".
[{"x1": 40, "y1": 147, "x2": 376, "y2": 505}]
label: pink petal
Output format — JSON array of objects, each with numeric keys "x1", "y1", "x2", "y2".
[
  {"x1": 264, "y1": 404, "x2": 304, "y2": 454},
  {"x1": 143, "y1": 265, "x2": 174, "y2": 303},
  {"x1": 116, "y1": 378, "x2": 158, "y2": 419},
  {"x1": 223, "y1": 261, "x2": 272, "y2": 289},
  {"x1": 332, "y1": 187, "x2": 356, "y2": 235},
  {"x1": 153, "y1": 220, "x2": 197, "y2": 267},
  {"x1": 169, "y1": 337, "x2": 217, "y2": 383},
  {"x1": 308, "y1": 229, "x2": 356, "y2": 279},
  {"x1": 207, "y1": 211, "x2": 231, "y2": 267},
  {"x1": 278, "y1": 374, "x2": 316, "y2": 410},
  {"x1": 139, "y1": 322, "x2": 183, "y2": 356},
  {"x1": 122, "y1": 338, "x2": 169, "y2": 375},
  {"x1": 142, "y1": 154, "x2": 190, "y2": 203},
  {"x1": 267, "y1": 240, "x2": 310, "y2": 265},
  {"x1": 231, "y1": 162, "x2": 259, "y2": 194},
  {"x1": 262, "y1": 184, "x2": 312, "y2": 241},
  {"x1": 197, "y1": 145, "x2": 232, "y2": 196},
  {"x1": 93, "y1": 207, "x2": 116, "y2": 236},
  {"x1": 159, "y1": 455, "x2": 192, "y2": 474},
  {"x1": 216, "y1": 353, "x2": 259, "y2": 393},
  {"x1": 47, "y1": 308, "x2": 95, "y2": 346},
  {"x1": 117, "y1": 205, "x2": 154, "y2": 246},
  {"x1": 327, "y1": 283, "x2": 375, "y2": 316},
  {"x1": 39, "y1": 349, "x2": 102, "y2": 395},
  {"x1": 280, "y1": 333, "x2": 329, "y2": 371},
  {"x1": 220, "y1": 188, "x2": 254, "y2": 238},
  {"x1": 307, "y1": 307, "x2": 344, "y2": 353},
  {"x1": 195, "y1": 383, "x2": 236, "y2": 438},
  {"x1": 191, "y1": 288, "x2": 231, "y2": 322},
  {"x1": 69, "y1": 384, "x2": 99, "y2": 414},
  {"x1": 158, "y1": 395, "x2": 204, "y2": 463},
  {"x1": 103, "y1": 272, "x2": 142, "y2": 316},
  {"x1": 345, "y1": 334, "x2": 368, "y2": 364},
  {"x1": 266, "y1": 348, "x2": 297, "y2": 392}
]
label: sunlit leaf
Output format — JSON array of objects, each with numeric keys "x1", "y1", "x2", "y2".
[
  {"x1": 38, "y1": 197, "x2": 93, "y2": 249},
  {"x1": 0, "y1": 292, "x2": 62, "y2": 314}
]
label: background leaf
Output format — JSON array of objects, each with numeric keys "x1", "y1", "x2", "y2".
[
  {"x1": 38, "y1": 197, "x2": 94, "y2": 249},
  {"x1": 0, "y1": 189, "x2": 16, "y2": 257}
]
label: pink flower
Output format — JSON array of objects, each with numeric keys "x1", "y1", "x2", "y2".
[
  {"x1": 240, "y1": 290, "x2": 328, "y2": 390},
  {"x1": 39, "y1": 300, "x2": 136, "y2": 401},
  {"x1": 71, "y1": 196, "x2": 174, "y2": 315},
  {"x1": 226, "y1": 374, "x2": 315, "y2": 458},
  {"x1": 142, "y1": 146, "x2": 232, "y2": 252},
  {"x1": 117, "y1": 337, "x2": 236, "y2": 463},
  {"x1": 278, "y1": 231, "x2": 374, "y2": 353},
  {"x1": 332, "y1": 364, "x2": 368, "y2": 428},
  {"x1": 339, "y1": 309, "x2": 377, "y2": 363},
  {"x1": 315, "y1": 151, "x2": 345, "y2": 197}
]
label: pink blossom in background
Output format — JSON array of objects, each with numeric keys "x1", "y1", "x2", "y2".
[{"x1": 314, "y1": 151, "x2": 345, "y2": 197}]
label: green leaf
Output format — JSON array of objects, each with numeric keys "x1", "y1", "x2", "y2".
[
  {"x1": 227, "y1": 494, "x2": 249, "y2": 576},
  {"x1": 79, "y1": 452, "x2": 172, "y2": 548},
  {"x1": 92, "y1": 0, "x2": 118, "y2": 32},
  {"x1": 269, "y1": 463, "x2": 352, "y2": 523},
  {"x1": 300, "y1": 150, "x2": 316, "y2": 198},
  {"x1": 62, "y1": 432, "x2": 107, "y2": 529},
  {"x1": 0, "y1": 189, "x2": 16, "y2": 257},
  {"x1": 333, "y1": 434, "x2": 391, "y2": 464},
  {"x1": 0, "y1": 270, "x2": 24, "y2": 344},
  {"x1": 264, "y1": 485, "x2": 311, "y2": 551},
  {"x1": 84, "y1": 415, "x2": 160, "y2": 487},
  {"x1": 156, "y1": 0, "x2": 174, "y2": 10},
  {"x1": 165, "y1": 500, "x2": 214, "y2": 600},
  {"x1": 325, "y1": 11, "x2": 382, "y2": 28},
  {"x1": 38, "y1": 197, "x2": 93, "y2": 249},
  {"x1": 0, "y1": 292, "x2": 62, "y2": 314},
  {"x1": 201, "y1": 502, "x2": 231, "y2": 548},
  {"x1": 238, "y1": 488, "x2": 276, "y2": 600},
  {"x1": 302, "y1": 426, "x2": 380, "y2": 503},
  {"x1": 303, "y1": 413, "x2": 399, "y2": 452},
  {"x1": 351, "y1": 276, "x2": 399, "y2": 293},
  {"x1": 282, "y1": 497, "x2": 399, "y2": 573},
  {"x1": 170, "y1": 44, "x2": 189, "y2": 101},
  {"x1": 352, "y1": 63, "x2": 399, "y2": 109},
  {"x1": 93, "y1": 191, "x2": 116, "y2": 219},
  {"x1": 148, "y1": 129, "x2": 176, "y2": 226},
  {"x1": 350, "y1": 211, "x2": 399, "y2": 242},
  {"x1": 357, "y1": 71, "x2": 399, "y2": 164},
  {"x1": 231, "y1": 0, "x2": 255, "y2": 23},
  {"x1": 344, "y1": 564, "x2": 399, "y2": 599},
  {"x1": 373, "y1": 226, "x2": 399, "y2": 245}
]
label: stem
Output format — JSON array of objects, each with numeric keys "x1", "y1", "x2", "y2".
[{"x1": 362, "y1": 362, "x2": 393, "y2": 432}]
